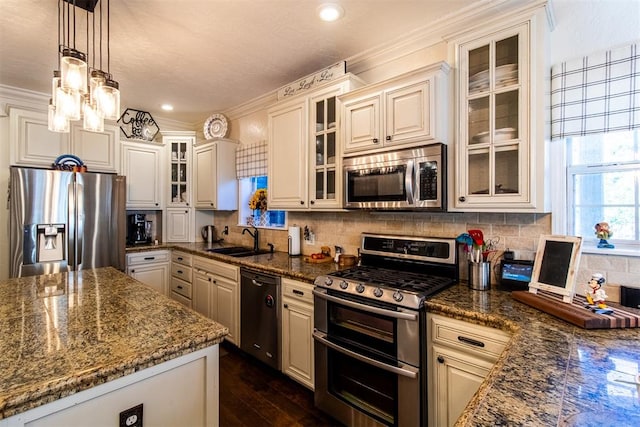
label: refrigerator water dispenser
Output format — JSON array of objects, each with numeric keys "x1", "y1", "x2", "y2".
[{"x1": 36, "y1": 224, "x2": 65, "y2": 263}]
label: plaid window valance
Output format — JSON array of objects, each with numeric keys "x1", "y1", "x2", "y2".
[
  {"x1": 550, "y1": 42, "x2": 640, "y2": 140},
  {"x1": 236, "y1": 140, "x2": 268, "y2": 178}
]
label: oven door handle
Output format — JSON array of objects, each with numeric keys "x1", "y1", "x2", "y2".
[
  {"x1": 313, "y1": 331, "x2": 419, "y2": 379},
  {"x1": 313, "y1": 289, "x2": 418, "y2": 321}
]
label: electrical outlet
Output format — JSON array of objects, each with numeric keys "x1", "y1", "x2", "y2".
[{"x1": 119, "y1": 404, "x2": 143, "y2": 427}]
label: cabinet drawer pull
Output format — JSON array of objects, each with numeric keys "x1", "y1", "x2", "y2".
[
  {"x1": 177, "y1": 270, "x2": 183, "y2": 274},
  {"x1": 144, "y1": 257, "x2": 155, "y2": 260},
  {"x1": 292, "y1": 289, "x2": 304, "y2": 296},
  {"x1": 177, "y1": 285, "x2": 183, "y2": 289},
  {"x1": 177, "y1": 257, "x2": 183, "y2": 261},
  {"x1": 458, "y1": 335, "x2": 485, "y2": 348}
]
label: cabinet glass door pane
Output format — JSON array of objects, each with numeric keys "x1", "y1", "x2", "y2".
[
  {"x1": 316, "y1": 170, "x2": 324, "y2": 199},
  {"x1": 327, "y1": 132, "x2": 336, "y2": 164},
  {"x1": 327, "y1": 169, "x2": 335, "y2": 199},
  {"x1": 495, "y1": 35, "x2": 519, "y2": 89},
  {"x1": 495, "y1": 91, "x2": 519, "y2": 139},
  {"x1": 468, "y1": 149, "x2": 490, "y2": 195},
  {"x1": 469, "y1": 97, "x2": 489, "y2": 145},
  {"x1": 495, "y1": 147, "x2": 519, "y2": 194},
  {"x1": 316, "y1": 100, "x2": 325, "y2": 132},
  {"x1": 316, "y1": 136, "x2": 325, "y2": 165},
  {"x1": 469, "y1": 44, "x2": 489, "y2": 95},
  {"x1": 327, "y1": 97, "x2": 336, "y2": 129},
  {"x1": 171, "y1": 164, "x2": 178, "y2": 182}
]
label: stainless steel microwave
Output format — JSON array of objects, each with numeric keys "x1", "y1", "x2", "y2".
[{"x1": 343, "y1": 143, "x2": 446, "y2": 211}]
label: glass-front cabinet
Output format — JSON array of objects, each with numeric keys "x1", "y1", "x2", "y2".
[
  {"x1": 163, "y1": 133, "x2": 195, "y2": 207},
  {"x1": 311, "y1": 91, "x2": 338, "y2": 206},
  {"x1": 454, "y1": 12, "x2": 550, "y2": 212}
]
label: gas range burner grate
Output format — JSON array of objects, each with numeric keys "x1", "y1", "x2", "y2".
[{"x1": 331, "y1": 266, "x2": 454, "y2": 296}]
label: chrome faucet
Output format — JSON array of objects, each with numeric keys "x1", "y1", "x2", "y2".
[{"x1": 242, "y1": 226, "x2": 259, "y2": 252}]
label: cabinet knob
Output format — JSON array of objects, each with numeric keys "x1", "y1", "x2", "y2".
[
  {"x1": 131, "y1": 269, "x2": 135, "y2": 273},
  {"x1": 186, "y1": 203, "x2": 189, "y2": 207},
  {"x1": 284, "y1": 303, "x2": 288, "y2": 309},
  {"x1": 300, "y1": 200, "x2": 304, "y2": 205},
  {"x1": 184, "y1": 210, "x2": 188, "y2": 213},
  {"x1": 310, "y1": 200, "x2": 315, "y2": 205},
  {"x1": 386, "y1": 135, "x2": 391, "y2": 141},
  {"x1": 458, "y1": 196, "x2": 466, "y2": 202},
  {"x1": 437, "y1": 356, "x2": 445, "y2": 364},
  {"x1": 372, "y1": 138, "x2": 379, "y2": 144},
  {"x1": 155, "y1": 203, "x2": 159, "y2": 206},
  {"x1": 210, "y1": 203, "x2": 214, "y2": 206}
]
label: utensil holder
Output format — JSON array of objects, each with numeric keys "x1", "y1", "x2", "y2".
[{"x1": 468, "y1": 261, "x2": 491, "y2": 291}]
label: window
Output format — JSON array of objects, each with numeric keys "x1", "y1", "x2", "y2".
[
  {"x1": 238, "y1": 176, "x2": 286, "y2": 229},
  {"x1": 565, "y1": 129, "x2": 640, "y2": 246}
]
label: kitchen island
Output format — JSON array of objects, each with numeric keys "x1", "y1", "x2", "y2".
[{"x1": 0, "y1": 267, "x2": 228, "y2": 425}]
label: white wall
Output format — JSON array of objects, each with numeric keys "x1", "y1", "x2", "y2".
[{"x1": 550, "y1": 0, "x2": 640, "y2": 65}]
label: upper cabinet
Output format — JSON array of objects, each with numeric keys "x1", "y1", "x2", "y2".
[
  {"x1": 451, "y1": 8, "x2": 550, "y2": 212},
  {"x1": 121, "y1": 140, "x2": 164, "y2": 209},
  {"x1": 268, "y1": 74, "x2": 364, "y2": 211},
  {"x1": 340, "y1": 63, "x2": 449, "y2": 156},
  {"x1": 9, "y1": 107, "x2": 119, "y2": 173},
  {"x1": 163, "y1": 131, "x2": 195, "y2": 208},
  {"x1": 193, "y1": 138, "x2": 238, "y2": 210}
]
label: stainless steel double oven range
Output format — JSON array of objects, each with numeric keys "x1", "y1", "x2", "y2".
[{"x1": 313, "y1": 233, "x2": 458, "y2": 426}]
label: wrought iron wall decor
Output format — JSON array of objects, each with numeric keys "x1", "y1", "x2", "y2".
[{"x1": 118, "y1": 108, "x2": 160, "y2": 141}]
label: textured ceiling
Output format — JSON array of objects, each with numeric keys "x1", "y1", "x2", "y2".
[{"x1": 0, "y1": 0, "x2": 485, "y2": 124}]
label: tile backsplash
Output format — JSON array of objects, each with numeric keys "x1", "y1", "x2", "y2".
[{"x1": 213, "y1": 210, "x2": 639, "y2": 301}]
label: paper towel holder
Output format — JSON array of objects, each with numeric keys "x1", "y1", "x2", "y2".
[{"x1": 288, "y1": 226, "x2": 301, "y2": 257}]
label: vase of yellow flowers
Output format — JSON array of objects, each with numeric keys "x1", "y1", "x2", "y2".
[{"x1": 248, "y1": 189, "x2": 269, "y2": 227}]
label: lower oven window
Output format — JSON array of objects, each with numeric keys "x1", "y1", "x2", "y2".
[
  {"x1": 329, "y1": 349, "x2": 397, "y2": 425},
  {"x1": 328, "y1": 302, "x2": 395, "y2": 357}
]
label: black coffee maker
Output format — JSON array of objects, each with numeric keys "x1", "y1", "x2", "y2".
[{"x1": 128, "y1": 214, "x2": 150, "y2": 245}]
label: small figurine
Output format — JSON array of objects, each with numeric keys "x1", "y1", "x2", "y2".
[
  {"x1": 585, "y1": 273, "x2": 608, "y2": 309},
  {"x1": 595, "y1": 222, "x2": 615, "y2": 249}
]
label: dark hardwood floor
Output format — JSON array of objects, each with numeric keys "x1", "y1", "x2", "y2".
[{"x1": 219, "y1": 343, "x2": 342, "y2": 426}]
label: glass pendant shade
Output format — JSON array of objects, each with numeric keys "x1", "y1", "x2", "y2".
[
  {"x1": 48, "y1": 100, "x2": 70, "y2": 133},
  {"x1": 83, "y1": 96, "x2": 104, "y2": 132},
  {"x1": 56, "y1": 86, "x2": 82, "y2": 121},
  {"x1": 89, "y1": 70, "x2": 106, "y2": 102},
  {"x1": 95, "y1": 78, "x2": 120, "y2": 120},
  {"x1": 51, "y1": 71, "x2": 61, "y2": 105},
  {"x1": 60, "y1": 48, "x2": 88, "y2": 94}
]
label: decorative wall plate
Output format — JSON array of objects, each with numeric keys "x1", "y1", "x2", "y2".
[{"x1": 204, "y1": 113, "x2": 228, "y2": 139}]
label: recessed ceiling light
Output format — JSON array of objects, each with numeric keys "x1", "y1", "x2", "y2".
[
  {"x1": 318, "y1": 3, "x2": 344, "y2": 22},
  {"x1": 161, "y1": 104, "x2": 174, "y2": 111}
]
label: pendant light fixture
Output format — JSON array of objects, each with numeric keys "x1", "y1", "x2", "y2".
[{"x1": 48, "y1": 0, "x2": 120, "y2": 133}]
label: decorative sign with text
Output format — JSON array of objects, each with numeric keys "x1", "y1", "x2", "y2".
[
  {"x1": 277, "y1": 61, "x2": 346, "y2": 100},
  {"x1": 118, "y1": 108, "x2": 160, "y2": 141}
]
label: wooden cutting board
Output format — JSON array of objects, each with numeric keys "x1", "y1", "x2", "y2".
[
  {"x1": 512, "y1": 290, "x2": 640, "y2": 329},
  {"x1": 303, "y1": 255, "x2": 334, "y2": 264}
]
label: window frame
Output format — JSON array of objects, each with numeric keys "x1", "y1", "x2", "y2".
[{"x1": 237, "y1": 176, "x2": 287, "y2": 230}]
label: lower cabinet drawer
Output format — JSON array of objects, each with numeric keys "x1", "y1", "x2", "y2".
[
  {"x1": 171, "y1": 277, "x2": 192, "y2": 299},
  {"x1": 171, "y1": 291, "x2": 192, "y2": 309},
  {"x1": 127, "y1": 250, "x2": 170, "y2": 266},
  {"x1": 171, "y1": 263, "x2": 192, "y2": 282},
  {"x1": 281, "y1": 278, "x2": 314, "y2": 304}
]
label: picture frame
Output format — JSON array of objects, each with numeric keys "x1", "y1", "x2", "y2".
[{"x1": 528, "y1": 235, "x2": 582, "y2": 303}]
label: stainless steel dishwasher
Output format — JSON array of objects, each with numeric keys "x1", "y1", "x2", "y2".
[{"x1": 240, "y1": 267, "x2": 281, "y2": 370}]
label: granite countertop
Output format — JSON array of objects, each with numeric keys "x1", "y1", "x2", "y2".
[
  {"x1": 428, "y1": 284, "x2": 640, "y2": 426},
  {"x1": 126, "y1": 243, "x2": 640, "y2": 425},
  {"x1": 128, "y1": 242, "x2": 345, "y2": 282},
  {"x1": 0, "y1": 267, "x2": 228, "y2": 420}
]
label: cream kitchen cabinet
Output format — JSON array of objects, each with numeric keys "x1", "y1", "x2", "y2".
[
  {"x1": 170, "y1": 251, "x2": 193, "y2": 308},
  {"x1": 340, "y1": 63, "x2": 449, "y2": 156},
  {"x1": 281, "y1": 278, "x2": 314, "y2": 389},
  {"x1": 121, "y1": 140, "x2": 164, "y2": 209},
  {"x1": 450, "y1": 8, "x2": 550, "y2": 212},
  {"x1": 126, "y1": 250, "x2": 170, "y2": 296},
  {"x1": 192, "y1": 256, "x2": 240, "y2": 345},
  {"x1": 165, "y1": 208, "x2": 193, "y2": 242},
  {"x1": 268, "y1": 74, "x2": 363, "y2": 210},
  {"x1": 193, "y1": 139, "x2": 238, "y2": 210},
  {"x1": 427, "y1": 313, "x2": 509, "y2": 427},
  {"x1": 9, "y1": 107, "x2": 119, "y2": 172}
]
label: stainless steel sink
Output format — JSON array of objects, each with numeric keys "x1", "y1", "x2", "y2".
[{"x1": 205, "y1": 247, "x2": 271, "y2": 257}]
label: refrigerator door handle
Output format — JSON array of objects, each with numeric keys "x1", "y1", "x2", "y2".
[
  {"x1": 68, "y1": 181, "x2": 77, "y2": 269},
  {"x1": 76, "y1": 180, "x2": 84, "y2": 269}
]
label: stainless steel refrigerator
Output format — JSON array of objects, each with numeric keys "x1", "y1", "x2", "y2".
[{"x1": 9, "y1": 167, "x2": 126, "y2": 278}]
